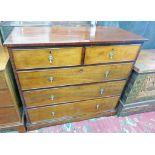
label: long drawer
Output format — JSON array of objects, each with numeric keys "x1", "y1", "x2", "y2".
[
  {"x1": 27, "y1": 96, "x2": 119, "y2": 123},
  {"x1": 0, "y1": 89, "x2": 14, "y2": 107},
  {"x1": 0, "y1": 107, "x2": 19, "y2": 125},
  {"x1": 18, "y1": 63, "x2": 133, "y2": 90},
  {"x1": 84, "y1": 45, "x2": 140, "y2": 64},
  {"x1": 12, "y1": 47, "x2": 83, "y2": 69},
  {"x1": 23, "y1": 80, "x2": 126, "y2": 107}
]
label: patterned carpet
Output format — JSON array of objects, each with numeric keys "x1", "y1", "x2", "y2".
[{"x1": 30, "y1": 111, "x2": 155, "y2": 133}]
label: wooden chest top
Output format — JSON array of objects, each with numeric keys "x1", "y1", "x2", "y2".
[
  {"x1": 4, "y1": 26, "x2": 147, "y2": 47},
  {"x1": 134, "y1": 49, "x2": 155, "y2": 73}
]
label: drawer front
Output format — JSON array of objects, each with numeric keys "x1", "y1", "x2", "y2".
[
  {"x1": 0, "y1": 107, "x2": 19, "y2": 125},
  {"x1": 0, "y1": 89, "x2": 13, "y2": 107},
  {"x1": 0, "y1": 72, "x2": 7, "y2": 90},
  {"x1": 23, "y1": 80, "x2": 126, "y2": 107},
  {"x1": 27, "y1": 96, "x2": 119, "y2": 123},
  {"x1": 12, "y1": 47, "x2": 83, "y2": 69},
  {"x1": 18, "y1": 63, "x2": 132, "y2": 90},
  {"x1": 84, "y1": 45, "x2": 140, "y2": 64}
]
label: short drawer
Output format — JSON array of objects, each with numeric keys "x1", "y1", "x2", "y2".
[
  {"x1": 18, "y1": 63, "x2": 132, "y2": 90},
  {"x1": 0, "y1": 107, "x2": 19, "y2": 125},
  {"x1": 0, "y1": 89, "x2": 13, "y2": 107},
  {"x1": 84, "y1": 45, "x2": 140, "y2": 64},
  {"x1": 12, "y1": 47, "x2": 83, "y2": 69},
  {"x1": 27, "y1": 96, "x2": 119, "y2": 123},
  {"x1": 23, "y1": 80, "x2": 126, "y2": 107}
]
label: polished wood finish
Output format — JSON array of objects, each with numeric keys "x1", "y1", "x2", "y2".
[
  {"x1": 27, "y1": 109, "x2": 116, "y2": 131},
  {"x1": 12, "y1": 47, "x2": 83, "y2": 69},
  {"x1": 84, "y1": 45, "x2": 140, "y2": 64},
  {"x1": 0, "y1": 46, "x2": 9, "y2": 89},
  {"x1": 27, "y1": 96, "x2": 119, "y2": 123},
  {"x1": 0, "y1": 42, "x2": 25, "y2": 132},
  {"x1": 4, "y1": 26, "x2": 147, "y2": 47},
  {"x1": 134, "y1": 49, "x2": 155, "y2": 73},
  {"x1": 0, "y1": 72, "x2": 8, "y2": 89},
  {"x1": 0, "y1": 45, "x2": 9, "y2": 70},
  {"x1": 0, "y1": 89, "x2": 13, "y2": 107},
  {"x1": 18, "y1": 63, "x2": 133, "y2": 90},
  {"x1": 3, "y1": 62, "x2": 21, "y2": 121},
  {"x1": 5, "y1": 26, "x2": 146, "y2": 130},
  {"x1": 0, "y1": 107, "x2": 19, "y2": 124},
  {"x1": 0, "y1": 43, "x2": 21, "y2": 115},
  {"x1": 23, "y1": 80, "x2": 125, "y2": 107}
]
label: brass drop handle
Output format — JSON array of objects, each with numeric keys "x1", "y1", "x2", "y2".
[
  {"x1": 49, "y1": 95, "x2": 54, "y2": 101},
  {"x1": 104, "y1": 70, "x2": 110, "y2": 78},
  {"x1": 48, "y1": 53, "x2": 53, "y2": 63},
  {"x1": 48, "y1": 77, "x2": 54, "y2": 82},
  {"x1": 100, "y1": 88, "x2": 104, "y2": 95},
  {"x1": 96, "y1": 104, "x2": 100, "y2": 110},
  {"x1": 109, "y1": 51, "x2": 115, "y2": 59},
  {"x1": 51, "y1": 112, "x2": 55, "y2": 117}
]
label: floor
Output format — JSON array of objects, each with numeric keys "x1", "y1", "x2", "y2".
[{"x1": 29, "y1": 111, "x2": 155, "y2": 133}]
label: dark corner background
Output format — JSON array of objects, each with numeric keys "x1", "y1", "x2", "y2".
[{"x1": 97, "y1": 21, "x2": 155, "y2": 49}]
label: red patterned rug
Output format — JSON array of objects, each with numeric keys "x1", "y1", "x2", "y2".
[{"x1": 30, "y1": 111, "x2": 155, "y2": 133}]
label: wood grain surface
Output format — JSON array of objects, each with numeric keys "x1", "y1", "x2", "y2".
[
  {"x1": 27, "y1": 96, "x2": 119, "y2": 123},
  {"x1": 18, "y1": 63, "x2": 133, "y2": 90},
  {"x1": 0, "y1": 43, "x2": 9, "y2": 89},
  {"x1": 23, "y1": 80, "x2": 126, "y2": 107},
  {"x1": 12, "y1": 47, "x2": 83, "y2": 69},
  {"x1": 0, "y1": 71, "x2": 8, "y2": 90},
  {"x1": 0, "y1": 89, "x2": 14, "y2": 107},
  {"x1": 0, "y1": 107, "x2": 19, "y2": 125},
  {"x1": 0, "y1": 42, "x2": 22, "y2": 125},
  {"x1": 0, "y1": 43, "x2": 9, "y2": 71},
  {"x1": 4, "y1": 26, "x2": 146, "y2": 130},
  {"x1": 84, "y1": 45, "x2": 140, "y2": 64},
  {"x1": 4, "y1": 26, "x2": 147, "y2": 47},
  {"x1": 26, "y1": 109, "x2": 116, "y2": 130},
  {"x1": 134, "y1": 49, "x2": 155, "y2": 73}
]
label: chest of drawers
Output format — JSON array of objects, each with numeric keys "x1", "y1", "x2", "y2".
[
  {"x1": 0, "y1": 41, "x2": 25, "y2": 132},
  {"x1": 4, "y1": 26, "x2": 146, "y2": 131}
]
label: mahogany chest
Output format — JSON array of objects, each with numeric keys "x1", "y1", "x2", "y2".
[
  {"x1": 0, "y1": 39, "x2": 25, "y2": 132},
  {"x1": 117, "y1": 49, "x2": 155, "y2": 116},
  {"x1": 4, "y1": 26, "x2": 146, "y2": 131}
]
